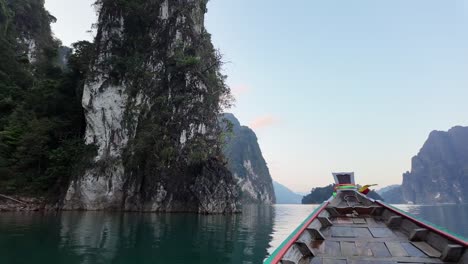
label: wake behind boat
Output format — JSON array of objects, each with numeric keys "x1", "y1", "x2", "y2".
[{"x1": 265, "y1": 172, "x2": 468, "y2": 264}]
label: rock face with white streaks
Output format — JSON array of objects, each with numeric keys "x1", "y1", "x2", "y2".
[
  {"x1": 401, "y1": 126, "x2": 468, "y2": 204},
  {"x1": 222, "y1": 113, "x2": 276, "y2": 204},
  {"x1": 63, "y1": 0, "x2": 239, "y2": 213}
]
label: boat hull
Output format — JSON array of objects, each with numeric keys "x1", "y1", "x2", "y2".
[{"x1": 264, "y1": 193, "x2": 468, "y2": 264}]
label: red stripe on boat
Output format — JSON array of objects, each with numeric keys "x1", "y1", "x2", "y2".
[{"x1": 270, "y1": 202, "x2": 330, "y2": 264}]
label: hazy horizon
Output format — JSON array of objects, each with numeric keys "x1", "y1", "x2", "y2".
[{"x1": 44, "y1": 0, "x2": 468, "y2": 193}]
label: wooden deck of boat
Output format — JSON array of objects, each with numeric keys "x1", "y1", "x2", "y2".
[
  {"x1": 307, "y1": 215, "x2": 451, "y2": 264},
  {"x1": 275, "y1": 202, "x2": 466, "y2": 264},
  {"x1": 267, "y1": 174, "x2": 467, "y2": 264}
]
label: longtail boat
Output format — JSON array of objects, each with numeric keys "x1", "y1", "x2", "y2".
[{"x1": 265, "y1": 172, "x2": 468, "y2": 264}]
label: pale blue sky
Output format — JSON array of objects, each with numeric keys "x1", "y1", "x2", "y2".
[{"x1": 45, "y1": 0, "x2": 468, "y2": 192}]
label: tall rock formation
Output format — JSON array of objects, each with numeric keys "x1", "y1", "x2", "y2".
[
  {"x1": 63, "y1": 0, "x2": 239, "y2": 213},
  {"x1": 401, "y1": 126, "x2": 468, "y2": 204},
  {"x1": 222, "y1": 113, "x2": 275, "y2": 204}
]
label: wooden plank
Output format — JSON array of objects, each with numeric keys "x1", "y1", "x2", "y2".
[
  {"x1": 411, "y1": 241, "x2": 441, "y2": 258},
  {"x1": 310, "y1": 240, "x2": 326, "y2": 255},
  {"x1": 307, "y1": 228, "x2": 325, "y2": 240},
  {"x1": 385, "y1": 242, "x2": 409, "y2": 257},
  {"x1": 364, "y1": 218, "x2": 379, "y2": 227},
  {"x1": 369, "y1": 227, "x2": 396, "y2": 238},
  {"x1": 352, "y1": 218, "x2": 367, "y2": 224},
  {"x1": 324, "y1": 241, "x2": 341, "y2": 257},
  {"x1": 321, "y1": 226, "x2": 332, "y2": 237},
  {"x1": 441, "y1": 244, "x2": 464, "y2": 262},
  {"x1": 331, "y1": 227, "x2": 355, "y2": 238},
  {"x1": 401, "y1": 219, "x2": 420, "y2": 235},
  {"x1": 319, "y1": 210, "x2": 331, "y2": 218},
  {"x1": 371, "y1": 207, "x2": 384, "y2": 216},
  {"x1": 338, "y1": 218, "x2": 386, "y2": 227},
  {"x1": 326, "y1": 207, "x2": 340, "y2": 217},
  {"x1": 282, "y1": 244, "x2": 305, "y2": 263},
  {"x1": 355, "y1": 242, "x2": 373, "y2": 257},
  {"x1": 342, "y1": 256, "x2": 444, "y2": 263},
  {"x1": 458, "y1": 249, "x2": 468, "y2": 264},
  {"x1": 298, "y1": 228, "x2": 313, "y2": 244},
  {"x1": 295, "y1": 241, "x2": 313, "y2": 257},
  {"x1": 318, "y1": 216, "x2": 333, "y2": 227},
  {"x1": 382, "y1": 209, "x2": 396, "y2": 221},
  {"x1": 409, "y1": 228, "x2": 428, "y2": 241},
  {"x1": 308, "y1": 219, "x2": 323, "y2": 231},
  {"x1": 327, "y1": 237, "x2": 409, "y2": 243},
  {"x1": 386, "y1": 216, "x2": 402, "y2": 228},
  {"x1": 353, "y1": 228, "x2": 373, "y2": 238},
  {"x1": 322, "y1": 259, "x2": 346, "y2": 264},
  {"x1": 368, "y1": 242, "x2": 391, "y2": 257},
  {"x1": 340, "y1": 242, "x2": 358, "y2": 256},
  {"x1": 401, "y1": 242, "x2": 426, "y2": 258},
  {"x1": 426, "y1": 232, "x2": 448, "y2": 252},
  {"x1": 392, "y1": 230, "x2": 409, "y2": 239},
  {"x1": 352, "y1": 206, "x2": 378, "y2": 215},
  {"x1": 347, "y1": 260, "x2": 397, "y2": 264},
  {"x1": 310, "y1": 257, "x2": 323, "y2": 264},
  {"x1": 335, "y1": 217, "x2": 353, "y2": 224}
]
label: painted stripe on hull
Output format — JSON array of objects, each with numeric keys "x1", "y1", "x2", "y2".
[{"x1": 264, "y1": 201, "x2": 330, "y2": 264}]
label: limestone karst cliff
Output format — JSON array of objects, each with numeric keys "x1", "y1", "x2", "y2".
[
  {"x1": 222, "y1": 114, "x2": 275, "y2": 204},
  {"x1": 62, "y1": 0, "x2": 240, "y2": 213},
  {"x1": 401, "y1": 126, "x2": 468, "y2": 204}
]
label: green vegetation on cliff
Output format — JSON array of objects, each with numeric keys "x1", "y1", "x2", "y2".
[
  {"x1": 1, "y1": 1, "x2": 241, "y2": 213},
  {"x1": 61, "y1": 0, "x2": 239, "y2": 212},
  {"x1": 0, "y1": 0, "x2": 92, "y2": 196},
  {"x1": 302, "y1": 184, "x2": 383, "y2": 204}
]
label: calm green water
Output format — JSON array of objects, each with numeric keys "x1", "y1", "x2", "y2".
[{"x1": 0, "y1": 204, "x2": 466, "y2": 264}]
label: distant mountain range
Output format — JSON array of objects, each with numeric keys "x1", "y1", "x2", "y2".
[
  {"x1": 273, "y1": 181, "x2": 303, "y2": 204},
  {"x1": 376, "y1": 185, "x2": 404, "y2": 204}
]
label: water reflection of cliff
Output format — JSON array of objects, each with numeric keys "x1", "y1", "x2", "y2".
[
  {"x1": 60, "y1": 212, "x2": 122, "y2": 264},
  {"x1": 58, "y1": 205, "x2": 274, "y2": 264}
]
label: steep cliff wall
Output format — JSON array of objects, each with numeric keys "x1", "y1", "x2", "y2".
[
  {"x1": 63, "y1": 0, "x2": 239, "y2": 213},
  {"x1": 401, "y1": 126, "x2": 468, "y2": 204},
  {"x1": 222, "y1": 114, "x2": 275, "y2": 204}
]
